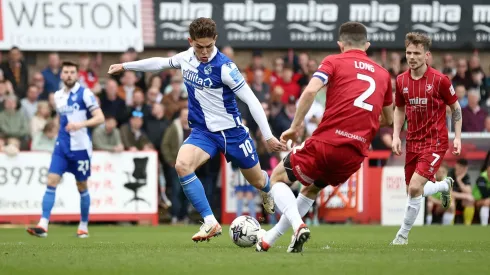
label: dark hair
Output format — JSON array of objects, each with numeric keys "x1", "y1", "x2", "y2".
[
  {"x1": 339, "y1": 22, "x2": 367, "y2": 46},
  {"x1": 188, "y1": 17, "x2": 217, "y2": 40},
  {"x1": 105, "y1": 115, "x2": 116, "y2": 121},
  {"x1": 456, "y1": 158, "x2": 468, "y2": 166},
  {"x1": 61, "y1": 61, "x2": 79, "y2": 71},
  {"x1": 405, "y1": 32, "x2": 432, "y2": 51}
]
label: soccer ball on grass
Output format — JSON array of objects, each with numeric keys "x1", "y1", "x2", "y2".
[{"x1": 229, "y1": 215, "x2": 265, "y2": 247}]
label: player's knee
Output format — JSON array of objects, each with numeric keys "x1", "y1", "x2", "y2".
[
  {"x1": 47, "y1": 174, "x2": 61, "y2": 187},
  {"x1": 300, "y1": 185, "x2": 321, "y2": 200},
  {"x1": 76, "y1": 181, "x2": 88, "y2": 192},
  {"x1": 407, "y1": 184, "x2": 423, "y2": 197},
  {"x1": 175, "y1": 158, "x2": 193, "y2": 177}
]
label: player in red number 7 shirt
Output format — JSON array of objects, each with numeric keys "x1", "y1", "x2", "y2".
[
  {"x1": 390, "y1": 33, "x2": 462, "y2": 245},
  {"x1": 255, "y1": 22, "x2": 394, "y2": 253}
]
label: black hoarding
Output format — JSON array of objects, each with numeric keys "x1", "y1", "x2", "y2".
[{"x1": 153, "y1": 0, "x2": 490, "y2": 49}]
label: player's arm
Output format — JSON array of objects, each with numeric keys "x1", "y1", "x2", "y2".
[
  {"x1": 449, "y1": 101, "x2": 462, "y2": 154},
  {"x1": 440, "y1": 77, "x2": 462, "y2": 155},
  {"x1": 379, "y1": 76, "x2": 394, "y2": 127},
  {"x1": 108, "y1": 53, "x2": 182, "y2": 74},
  {"x1": 392, "y1": 78, "x2": 406, "y2": 155},
  {"x1": 290, "y1": 77, "x2": 325, "y2": 132},
  {"x1": 66, "y1": 90, "x2": 104, "y2": 132},
  {"x1": 379, "y1": 106, "x2": 394, "y2": 127},
  {"x1": 221, "y1": 62, "x2": 284, "y2": 152}
]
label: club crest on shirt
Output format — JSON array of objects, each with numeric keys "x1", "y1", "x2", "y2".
[
  {"x1": 71, "y1": 95, "x2": 77, "y2": 101},
  {"x1": 425, "y1": 84, "x2": 433, "y2": 93},
  {"x1": 403, "y1": 87, "x2": 408, "y2": 93},
  {"x1": 204, "y1": 64, "x2": 213, "y2": 75}
]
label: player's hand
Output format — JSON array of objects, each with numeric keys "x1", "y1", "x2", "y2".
[
  {"x1": 107, "y1": 64, "x2": 125, "y2": 75},
  {"x1": 452, "y1": 138, "x2": 461, "y2": 156},
  {"x1": 280, "y1": 127, "x2": 299, "y2": 145},
  {"x1": 391, "y1": 136, "x2": 402, "y2": 156},
  {"x1": 65, "y1": 122, "x2": 84, "y2": 132},
  {"x1": 266, "y1": 137, "x2": 285, "y2": 152}
]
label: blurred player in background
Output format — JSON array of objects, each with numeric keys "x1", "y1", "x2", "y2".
[
  {"x1": 448, "y1": 158, "x2": 474, "y2": 225},
  {"x1": 256, "y1": 22, "x2": 393, "y2": 253},
  {"x1": 474, "y1": 161, "x2": 490, "y2": 226},
  {"x1": 27, "y1": 61, "x2": 105, "y2": 238},
  {"x1": 391, "y1": 33, "x2": 462, "y2": 245},
  {"x1": 108, "y1": 18, "x2": 283, "y2": 242},
  {"x1": 426, "y1": 163, "x2": 456, "y2": 225}
]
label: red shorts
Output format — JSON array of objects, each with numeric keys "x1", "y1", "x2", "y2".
[
  {"x1": 404, "y1": 150, "x2": 447, "y2": 185},
  {"x1": 289, "y1": 139, "x2": 364, "y2": 188}
]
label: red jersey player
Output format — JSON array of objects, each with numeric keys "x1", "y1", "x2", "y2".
[
  {"x1": 255, "y1": 22, "x2": 393, "y2": 253},
  {"x1": 390, "y1": 33, "x2": 462, "y2": 245}
]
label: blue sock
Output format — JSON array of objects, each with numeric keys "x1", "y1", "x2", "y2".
[
  {"x1": 80, "y1": 190, "x2": 90, "y2": 222},
  {"x1": 261, "y1": 171, "x2": 271, "y2": 193},
  {"x1": 41, "y1": 186, "x2": 57, "y2": 220},
  {"x1": 236, "y1": 198, "x2": 244, "y2": 217},
  {"x1": 248, "y1": 198, "x2": 256, "y2": 218},
  {"x1": 180, "y1": 173, "x2": 213, "y2": 218}
]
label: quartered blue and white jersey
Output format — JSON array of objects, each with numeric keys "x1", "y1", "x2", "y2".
[
  {"x1": 53, "y1": 82, "x2": 99, "y2": 156},
  {"x1": 123, "y1": 47, "x2": 273, "y2": 140},
  {"x1": 169, "y1": 47, "x2": 246, "y2": 132}
]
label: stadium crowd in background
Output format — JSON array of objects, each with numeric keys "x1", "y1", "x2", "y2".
[{"x1": 0, "y1": 46, "x2": 489, "y2": 225}]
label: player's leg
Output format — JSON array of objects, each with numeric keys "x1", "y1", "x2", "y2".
[
  {"x1": 420, "y1": 155, "x2": 453, "y2": 208},
  {"x1": 240, "y1": 164, "x2": 275, "y2": 214},
  {"x1": 442, "y1": 198, "x2": 456, "y2": 225},
  {"x1": 75, "y1": 181, "x2": 90, "y2": 237},
  {"x1": 27, "y1": 152, "x2": 67, "y2": 237},
  {"x1": 229, "y1": 133, "x2": 275, "y2": 214},
  {"x1": 69, "y1": 150, "x2": 92, "y2": 238},
  {"x1": 258, "y1": 158, "x2": 317, "y2": 251},
  {"x1": 176, "y1": 130, "x2": 220, "y2": 241}
]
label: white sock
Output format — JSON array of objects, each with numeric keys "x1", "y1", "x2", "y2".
[
  {"x1": 204, "y1": 215, "x2": 218, "y2": 225},
  {"x1": 442, "y1": 212, "x2": 454, "y2": 225},
  {"x1": 271, "y1": 182, "x2": 304, "y2": 231},
  {"x1": 397, "y1": 195, "x2": 422, "y2": 238},
  {"x1": 423, "y1": 181, "x2": 448, "y2": 197},
  {"x1": 264, "y1": 193, "x2": 314, "y2": 246},
  {"x1": 38, "y1": 218, "x2": 49, "y2": 230},
  {"x1": 480, "y1": 206, "x2": 489, "y2": 226},
  {"x1": 78, "y1": 221, "x2": 89, "y2": 231},
  {"x1": 426, "y1": 214, "x2": 433, "y2": 225}
]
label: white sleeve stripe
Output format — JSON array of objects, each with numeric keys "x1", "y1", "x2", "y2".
[
  {"x1": 232, "y1": 81, "x2": 246, "y2": 92},
  {"x1": 313, "y1": 72, "x2": 329, "y2": 84}
]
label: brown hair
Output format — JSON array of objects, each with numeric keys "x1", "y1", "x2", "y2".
[
  {"x1": 43, "y1": 121, "x2": 57, "y2": 134},
  {"x1": 405, "y1": 32, "x2": 432, "y2": 51},
  {"x1": 339, "y1": 22, "x2": 367, "y2": 46},
  {"x1": 188, "y1": 17, "x2": 217, "y2": 40},
  {"x1": 61, "y1": 61, "x2": 79, "y2": 71}
]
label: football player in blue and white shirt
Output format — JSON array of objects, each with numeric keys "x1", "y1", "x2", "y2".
[
  {"x1": 109, "y1": 18, "x2": 284, "y2": 242},
  {"x1": 27, "y1": 61, "x2": 105, "y2": 238}
]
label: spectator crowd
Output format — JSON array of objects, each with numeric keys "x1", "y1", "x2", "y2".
[{"x1": 0, "y1": 46, "x2": 489, "y2": 225}]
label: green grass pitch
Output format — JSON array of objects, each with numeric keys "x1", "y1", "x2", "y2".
[{"x1": 0, "y1": 225, "x2": 488, "y2": 275}]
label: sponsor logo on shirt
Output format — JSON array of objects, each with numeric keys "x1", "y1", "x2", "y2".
[
  {"x1": 229, "y1": 67, "x2": 244, "y2": 84},
  {"x1": 408, "y1": 97, "x2": 428, "y2": 105},
  {"x1": 59, "y1": 103, "x2": 80, "y2": 115}
]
